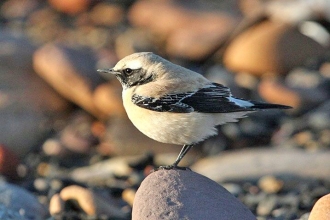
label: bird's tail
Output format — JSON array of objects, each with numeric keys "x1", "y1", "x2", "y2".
[{"x1": 250, "y1": 101, "x2": 292, "y2": 110}]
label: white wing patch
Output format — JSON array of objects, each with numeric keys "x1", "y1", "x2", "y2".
[{"x1": 228, "y1": 97, "x2": 254, "y2": 107}]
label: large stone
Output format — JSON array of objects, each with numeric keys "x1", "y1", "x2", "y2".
[
  {"x1": 0, "y1": 32, "x2": 71, "y2": 156},
  {"x1": 223, "y1": 20, "x2": 326, "y2": 75},
  {"x1": 309, "y1": 193, "x2": 330, "y2": 220},
  {"x1": 192, "y1": 148, "x2": 330, "y2": 182},
  {"x1": 0, "y1": 181, "x2": 48, "y2": 220},
  {"x1": 48, "y1": 0, "x2": 91, "y2": 15},
  {"x1": 132, "y1": 169, "x2": 256, "y2": 220},
  {"x1": 33, "y1": 43, "x2": 107, "y2": 119}
]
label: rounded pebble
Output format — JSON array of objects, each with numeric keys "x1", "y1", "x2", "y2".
[
  {"x1": 308, "y1": 193, "x2": 330, "y2": 220},
  {"x1": 258, "y1": 175, "x2": 284, "y2": 194},
  {"x1": 132, "y1": 169, "x2": 256, "y2": 220}
]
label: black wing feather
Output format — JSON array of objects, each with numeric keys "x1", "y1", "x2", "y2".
[
  {"x1": 132, "y1": 83, "x2": 255, "y2": 113},
  {"x1": 132, "y1": 93, "x2": 194, "y2": 113},
  {"x1": 132, "y1": 83, "x2": 291, "y2": 113}
]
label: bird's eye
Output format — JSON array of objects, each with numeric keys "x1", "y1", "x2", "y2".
[{"x1": 124, "y1": 68, "x2": 133, "y2": 75}]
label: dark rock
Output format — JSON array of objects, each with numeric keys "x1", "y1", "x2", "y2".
[
  {"x1": 0, "y1": 31, "x2": 71, "y2": 157},
  {"x1": 0, "y1": 145, "x2": 20, "y2": 179},
  {"x1": 0, "y1": 181, "x2": 48, "y2": 220}
]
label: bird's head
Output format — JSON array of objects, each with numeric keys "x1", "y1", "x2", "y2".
[{"x1": 98, "y1": 52, "x2": 165, "y2": 89}]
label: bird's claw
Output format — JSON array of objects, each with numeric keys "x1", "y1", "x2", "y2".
[{"x1": 152, "y1": 165, "x2": 191, "y2": 172}]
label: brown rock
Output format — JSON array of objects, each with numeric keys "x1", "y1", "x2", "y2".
[
  {"x1": 114, "y1": 28, "x2": 156, "y2": 60},
  {"x1": 258, "y1": 78, "x2": 301, "y2": 108},
  {"x1": 48, "y1": 0, "x2": 91, "y2": 15},
  {"x1": 132, "y1": 169, "x2": 256, "y2": 219},
  {"x1": 33, "y1": 44, "x2": 106, "y2": 119},
  {"x1": 93, "y1": 81, "x2": 125, "y2": 117},
  {"x1": 128, "y1": 0, "x2": 195, "y2": 37},
  {"x1": 89, "y1": 3, "x2": 124, "y2": 26},
  {"x1": 223, "y1": 20, "x2": 326, "y2": 75},
  {"x1": 166, "y1": 13, "x2": 238, "y2": 60},
  {"x1": 309, "y1": 193, "x2": 330, "y2": 220},
  {"x1": 259, "y1": 75, "x2": 330, "y2": 112},
  {"x1": 0, "y1": 145, "x2": 20, "y2": 179},
  {"x1": 129, "y1": 0, "x2": 240, "y2": 60}
]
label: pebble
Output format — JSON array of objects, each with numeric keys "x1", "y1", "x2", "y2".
[
  {"x1": 0, "y1": 181, "x2": 48, "y2": 220},
  {"x1": 132, "y1": 169, "x2": 256, "y2": 219},
  {"x1": 114, "y1": 28, "x2": 157, "y2": 59},
  {"x1": 33, "y1": 43, "x2": 107, "y2": 119},
  {"x1": 258, "y1": 175, "x2": 284, "y2": 194},
  {"x1": 0, "y1": 1, "x2": 329, "y2": 220},
  {"x1": 49, "y1": 193, "x2": 63, "y2": 216},
  {"x1": 48, "y1": 0, "x2": 91, "y2": 15},
  {"x1": 128, "y1": 0, "x2": 239, "y2": 60},
  {"x1": 0, "y1": 145, "x2": 20, "y2": 179},
  {"x1": 0, "y1": 31, "x2": 71, "y2": 157},
  {"x1": 122, "y1": 188, "x2": 136, "y2": 207},
  {"x1": 57, "y1": 111, "x2": 99, "y2": 155},
  {"x1": 89, "y1": 3, "x2": 125, "y2": 27},
  {"x1": 69, "y1": 156, "x2": 133, "y2": 184},
  {"x1": 192, "y1": 148, "x2": 330, "y2": 182},
  {"x1": 308, "y1": 193, "x2": 330, "y2": 220},
  {"x1": 256, "y1": 194, "x2": 278, "y2": 216},
  {"x1": 165, "y1": 12, "x2": 238, "y2": 60},
  {"x1": 0, "y1": 204, "x2": 25, "y2": 220},
  {"x1": 50, "y1": 185, "x2": 128, "y2": 218},
  {"x1": 93, "y1": 81, "x2": 126, "y2": 117},
  {"x1": 223, "y1": 20, "x2": 326, "y2": 75},
  {"x1": 128, "y1": 0, "x2": 195, "y2": 37},
  {"x1": 222, "y1": 183, "x2": 243, "y2": 197}
]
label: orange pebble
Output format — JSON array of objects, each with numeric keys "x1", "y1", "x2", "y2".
[
  {"x1": 258, "y1": 78, "x2": 300, "y2": 109},
  {"x1": 309, "y1": 193, "x2": 330, "y2": 220}
]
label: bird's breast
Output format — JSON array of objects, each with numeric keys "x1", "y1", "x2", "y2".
[{"x1": 122, "y1": 89, "x2": 218, "y2": 145}]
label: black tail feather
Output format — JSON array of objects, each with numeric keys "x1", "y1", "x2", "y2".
[{"x1": 251, "y1": 101, "x2": 292, "y2": 110}]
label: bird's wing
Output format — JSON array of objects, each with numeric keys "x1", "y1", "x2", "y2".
[{"x1": 131, "y1": 83, "x2": 257, "y2": 113}]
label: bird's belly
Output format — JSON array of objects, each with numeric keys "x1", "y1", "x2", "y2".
[{"x1": 124, "y1": 101, "x2": 218, "y2": 145}]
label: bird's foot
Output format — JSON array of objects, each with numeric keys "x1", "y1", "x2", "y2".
[{"x1": 153, "y1": 165, "x2": 191, "y2": 172}]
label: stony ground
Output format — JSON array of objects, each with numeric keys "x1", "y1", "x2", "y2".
[{"x1": 0, "y1": 0, "x2": 329, "y2": 219}]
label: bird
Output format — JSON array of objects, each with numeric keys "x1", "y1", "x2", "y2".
[{"x1": 98, "y1": 52, "x2": 291, "y2": 169}]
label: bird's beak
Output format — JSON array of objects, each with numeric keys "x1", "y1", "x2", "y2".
[{"x1": 97, "y1": 68, "x2": 120, "y2": 80}]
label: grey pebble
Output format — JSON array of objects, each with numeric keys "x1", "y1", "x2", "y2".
[{"x1": 132, "y1": 169, "x2": 256, "y2": 220}]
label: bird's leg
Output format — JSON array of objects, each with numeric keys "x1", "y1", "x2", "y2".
[
  {"x1": 156, "y1": 145, "x2": 193, "y2": 170},
  {"x1": 172, "y1": 144, "x2": 193, "y2": 167}
]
